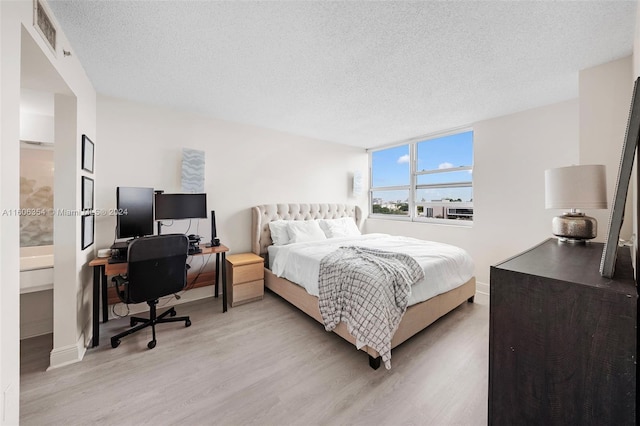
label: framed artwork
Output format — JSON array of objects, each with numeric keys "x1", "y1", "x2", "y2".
[
  {"x1": 600, "y1": 76, "x2": 640, "y2": 278},
  {"x1": 81, "y1": 214, "x2": 94, "y2": 250},
  {"x1": 82, "y1": 135, "x2": 94, "y2": 173},
  {"x1": 82, "y1": 176, "x2": 94, "y2": 211}
]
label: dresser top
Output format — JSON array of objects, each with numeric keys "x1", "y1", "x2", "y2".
[{"x1": 493, "y1": 238, "x2": 636, "y2": 294}]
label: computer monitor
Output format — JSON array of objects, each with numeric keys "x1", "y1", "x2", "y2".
[
  {"x1": 116, "y1": 187, "x2": 154, "y2": 239},
  {"x1": 154, "y1": 193, "x2": 207, "y2": 220}
]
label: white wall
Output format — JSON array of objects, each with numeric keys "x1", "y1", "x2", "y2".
[
  {"x1": 20, "y1": 112, "x2": 54, "y2": 143},
  {"x1": 366, "y1": 99, "x2": 580, "y2": 298},
  {"x1": 1, "y1": 1, "x2": 96, "y2": 422},
  {"x1": 96, "y1": 95, "x2": 368, "y2": 306}
]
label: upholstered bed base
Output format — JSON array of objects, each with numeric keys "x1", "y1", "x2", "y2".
[
  {"x1": 265, "y1": 269, "x2": 476, "y2": 365},
  {"x1": 251, "y1": 203, "x2": 476, "y2": 369}
]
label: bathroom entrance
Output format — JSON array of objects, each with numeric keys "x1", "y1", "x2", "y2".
[{"x1": 19, "y1": 25, "x2": 78, "y2": 367}]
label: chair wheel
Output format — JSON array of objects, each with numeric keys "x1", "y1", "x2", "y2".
[
  {"x1": 147, "y1": 340, "x2": 156, "y2": 349},
  {"x1": 170, "y1": 309, "x2": 177, "y2": 317},
  {"x1": 111, "y1": 339, "x2": 120, "y2": 348},
  {"x1": 130, "y1": 318, "x2": 137, "y2": 327},
  {"x1": 185, "y1": 319, "x2": 191, "y2": 327}
]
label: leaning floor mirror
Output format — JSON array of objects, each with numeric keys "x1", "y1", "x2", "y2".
[{"x1": 600, "y1": 76, "x2": 640, "y2": 278}]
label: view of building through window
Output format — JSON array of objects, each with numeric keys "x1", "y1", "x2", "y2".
[{"x1": 370, "y1": 130, "x2": 473, "y2": 222}]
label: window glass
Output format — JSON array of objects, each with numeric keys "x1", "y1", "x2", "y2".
[
  {"x1": 371, "y1": 145, "x2": 410, "y2": 187},
  {"x1": 416, "y1": 205, "x2": 474, "y2": 220},
  {"x1": 371, "y1": 190, "x2": 410, "y2": 216},
  {"x1": 416, "y1": 187, "x2": 473, "y2": 203},
  {"x1": 416, "y1": 131, "x2": 473, "y2": 171}
]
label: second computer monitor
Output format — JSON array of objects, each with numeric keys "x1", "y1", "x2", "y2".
[
  {"x1": 116, "y1": 187, "x2": 155, "y2": 239},
  {"x1": 154, "y1": 193, "x2": 207, "y2": 220}
]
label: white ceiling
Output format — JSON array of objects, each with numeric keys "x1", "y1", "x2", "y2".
[{"x1": 47, "y1": 1, "x2": 637, "y2": 149}]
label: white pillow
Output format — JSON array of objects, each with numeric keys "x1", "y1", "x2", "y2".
[
  {"x1": 319, "y1": 217, "x2": 361, "y2": 238},
  {"x1": 286, "y1": 220, "x2": 327, "y2": 244},
  {"x1": 269, "y1": 220, "x2": 291, "y2": 245}
]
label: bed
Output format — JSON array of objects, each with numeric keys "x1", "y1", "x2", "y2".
[{"x1": 251, "y1": 203, "x2": 476, "y2": 369}]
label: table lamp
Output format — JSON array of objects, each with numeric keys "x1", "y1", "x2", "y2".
[{"x1": 544, "y1": 164, "x2": 607, "y2": 243}]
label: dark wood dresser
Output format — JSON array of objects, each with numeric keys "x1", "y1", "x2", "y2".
[{"x1": 489, "y1": 238, "x2": 637, "y2": 425}]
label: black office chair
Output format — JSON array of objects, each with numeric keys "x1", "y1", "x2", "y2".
[{"x1": 111, "y1": 234, "x2": 192, "y2": 349}]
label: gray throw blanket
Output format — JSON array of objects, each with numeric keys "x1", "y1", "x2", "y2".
[{"x1": 318, "y1": 246, "x2": 425, "y2": 369}]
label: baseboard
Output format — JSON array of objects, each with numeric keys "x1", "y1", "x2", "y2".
[
  {"x1": 475, "y1": 280, "x2": 489, "y2": 305},
  {"x1": 47, "y1": 332, "x2": 87, "y2": 370},
  {"x1": 20, "y1": 317, "x2": 52, "y2": 340}
]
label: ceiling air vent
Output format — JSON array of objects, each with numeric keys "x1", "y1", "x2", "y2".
[{"x1": 33, "y1": 0, "x2": 56, "y2": 54}]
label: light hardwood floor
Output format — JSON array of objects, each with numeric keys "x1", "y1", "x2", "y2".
[{"x1": 21, "y1": 291, "x2": 489, "y2": 425}]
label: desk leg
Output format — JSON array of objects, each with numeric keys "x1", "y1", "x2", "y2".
[
  {"x1": 92, "y1": 265, "x2": 102, "y2": 347},
  {"x1": 222, "y1": 252, "x2": 227, "y2": 313},
  {"x1": 215, "y1": 253, "x2": 220, "y2": 298},
  {"x1": 101, "y1": 269, "x2": 108, "y2": 323}
]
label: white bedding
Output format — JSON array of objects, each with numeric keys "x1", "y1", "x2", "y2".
[{"x1": 268, "y1": 233, "x2": 474, "y2": 306}]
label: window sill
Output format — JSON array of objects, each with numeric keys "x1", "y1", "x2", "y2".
[{"x1": 368, "y1": 214, "x2": 473, "y2": 227}]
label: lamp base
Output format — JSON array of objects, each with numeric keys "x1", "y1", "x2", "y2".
[{"x1": 552, "y1": 212, "x2": 597, "y2": 244}]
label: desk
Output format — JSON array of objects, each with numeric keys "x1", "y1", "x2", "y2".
[{"x1": 88, "y1": 244, "x2": 229, "y2": 347}]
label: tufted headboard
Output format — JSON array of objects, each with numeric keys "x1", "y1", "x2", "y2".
[{"x1": 251, "y1": 203, "x2": 363, "y2": 257}]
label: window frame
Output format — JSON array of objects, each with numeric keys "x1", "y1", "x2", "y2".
[{"x1": 369, "y1": 128, "x2": 474, "y2": 225}]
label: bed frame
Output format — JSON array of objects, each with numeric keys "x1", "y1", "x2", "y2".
[{"x1": 251, "y1": 203, "x2": 476, "y2": 369}]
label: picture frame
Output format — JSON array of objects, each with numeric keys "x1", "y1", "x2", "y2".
[
  {"x1": 81, "y1": 214, "x2": 94, "y2": 250},
  {"x1": 82, "y1": 135, "x2": 94, "y2": 173},
  {"x1": 82, "y1": 176, "x2": 94, "y2": 211},
  {"x1": 600, "y1": 76, "x2": 640, "y2": 278}
]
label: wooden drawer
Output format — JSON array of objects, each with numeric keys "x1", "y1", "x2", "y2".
[
  {"x1": 229, "y1": 279, "x2": 264, "y2": 307},
  {"x1": 230, "y1": 262, "x2": 263, "y2": 284}
]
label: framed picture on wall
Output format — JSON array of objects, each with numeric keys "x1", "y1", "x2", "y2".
[
  {"x1": 82, "y1": 176, "x2": 94, "y2": 211},
  {"x1": 81, "y1": 214, "x2": 94, "y2": 250},
  {"x1": 82, "y1": 135, "x2": 94, "y2": 173}
]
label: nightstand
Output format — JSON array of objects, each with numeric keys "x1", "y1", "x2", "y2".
[{"x1": 225, "y1": 253, "x2": 264, "y2": 307}]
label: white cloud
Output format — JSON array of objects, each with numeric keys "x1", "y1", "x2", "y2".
[
  {"x1": 397, "y1": 154, "x2": 410, "y2": 164},
  {"x1": 438, "y1": 162, "x2": 454, "y2": 169}
]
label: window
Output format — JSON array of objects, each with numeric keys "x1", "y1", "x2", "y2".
[
  {"x1": 371, "y1": 145, "x2": 410, "y2": 217},
  {"x1": 370, "y1": 130, "x2": 473, "y2": 223}
]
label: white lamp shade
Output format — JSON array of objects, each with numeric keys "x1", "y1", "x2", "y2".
[{"x1": 545, "y1": 165, "x2": 607, "y2": 209}]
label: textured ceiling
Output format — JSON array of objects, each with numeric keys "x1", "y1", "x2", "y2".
[{"x1": 47, "y1": 1, "x2": 636, "y2": 149}]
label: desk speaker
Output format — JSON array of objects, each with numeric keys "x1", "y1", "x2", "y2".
[{"x1": 210, "y1": 210, "x2": 220, "y2": 246}]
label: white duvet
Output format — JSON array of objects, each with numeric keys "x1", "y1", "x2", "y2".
[{"x1": 268, "y1": 233, "x2": 474, "y2": 306}]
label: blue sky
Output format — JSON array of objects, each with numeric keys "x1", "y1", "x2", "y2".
[{"x1": 372, "y1": 131, "x2": 473, "y2": 202}]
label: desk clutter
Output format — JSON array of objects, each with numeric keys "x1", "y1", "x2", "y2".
[
  {"x1": 187, "y1": 234, "x2": 202, "y2": 254},
  {"x1": 97, "y1": 248, "x2": 111, "y2": 258},
  {"x1": 106, "y1": 233, "x2": 203, "y2": 261}
]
